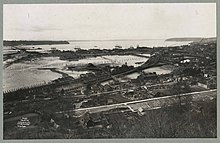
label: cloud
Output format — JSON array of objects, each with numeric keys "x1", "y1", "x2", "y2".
[
  {"x1": 14, "y1": 26, "x2": 63, "y2": 32},
  {"x1": 4, "y1": 4, "x2": 216, "y2": 40}
]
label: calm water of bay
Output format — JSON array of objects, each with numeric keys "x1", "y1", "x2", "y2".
[
  {"x1": 3, "y1": 39, "x2": 190, "y2": 91},
  {"x1": 18, "y1": 39, "x2": 191, "y2": 51}
]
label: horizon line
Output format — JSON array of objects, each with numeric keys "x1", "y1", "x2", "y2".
[{"x1": 3, "y1": 36, "x2": 216, "y2": 41}]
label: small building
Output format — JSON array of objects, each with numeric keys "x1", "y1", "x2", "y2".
[
  {"x1": 106, "y1": 98, "x2": 114, "y2": 104},
  {"x1": 197, "y1": 77, "x2": 217, "y2": 89},
  {"x1": 198, "y1": 82, "x2": 208, "y2": 89}
]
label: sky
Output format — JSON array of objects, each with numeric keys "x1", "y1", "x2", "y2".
[{"x1": 3, "y1": 3, "x2": 216, "y2": 40}]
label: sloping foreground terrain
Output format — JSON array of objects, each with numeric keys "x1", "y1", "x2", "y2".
[{"x1": 4, "y1": 90, "x2": 216, "y2": 139}]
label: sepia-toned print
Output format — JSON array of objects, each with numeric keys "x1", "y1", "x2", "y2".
[{"x1": 3, "y1": 3, "x2": 217, "y2": 139}]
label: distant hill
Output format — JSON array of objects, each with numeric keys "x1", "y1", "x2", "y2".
[
  {"x1": 195, "y1": 37, "x2": 217, "y2": 44},
  {"x1": 3, "y1": 40, "x2": 69, "y2": 46},
  {"x1": 165, "y1": 37, "x2": 216, "y2": 43}
]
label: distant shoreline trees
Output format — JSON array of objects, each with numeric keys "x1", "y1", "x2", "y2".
[{"x1": 3, "y1": 40, "x2": 69, "y2": 46}]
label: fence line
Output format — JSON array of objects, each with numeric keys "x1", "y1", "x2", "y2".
[{"x1": 3, "y1": 81, "x2": 53, "y2": 94}]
